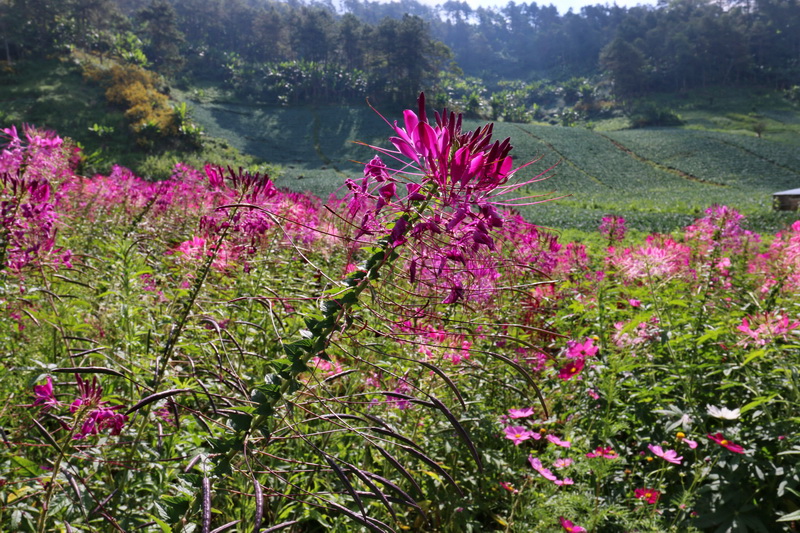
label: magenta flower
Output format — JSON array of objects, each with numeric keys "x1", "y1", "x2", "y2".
[
  {"x1": 566, "y1": 338, "x2": 598, "y2": 359},
  {"x1": 599, "y1": 215, "x2": 626, "y2": 243},
  {"x1": 586, "y1": 445, "x2": 619, "y2": 459},
  {"x1": 647, "y1": 444, "x2": 682, "y2": 465},
  {"x1": 504, "y1": 425, "x2": 534, "y2": 446},
  {"x1": 707, "y1": 433, "x2": 745, "y2": 454},
  {"x1": 559, "y1": 516, "x2": 587, "y2": 533},
  {"x1": 508, "y1": 406, "x2": 535, "y2": 419},
  {"x1": 546, "y1": 434, "x2": 572, "y2": 448},
  {"x1": 635, "y1": 487, "x2": 661, "y2": 504},
  {"x1": 70, "y1": 375, "x2": 128, "y2": 440},
  {"x1": 33, "y1": 376, "x2": 59, "y2": 410},
  {"x1": 558, "y1": 358, "x2": 585, "y2": 380}
]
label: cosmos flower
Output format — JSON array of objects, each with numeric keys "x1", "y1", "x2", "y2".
[
  {"x1": 504, "y1": 426, "x2": 534, "y2": 446},
  {"x1": 635, "y1": 488, "x2": 661, "y2": 504},
  {"x1": 558, "y1": 358, "x2": 585, "y2": 380},
  {"x1": 508, "y1": 407, "x2": 535, "y2": 419},
  {"x1": 586, "y1": 446, "x2": 619, "y2": 459},
  {"x1": 707, "y1": 433, "x2": 745, "y2": 454},
  {"x1": 647, "y1": 444, "x2": 682, "y2": 465},
  {"x1": 559, "y1": 516, "x2": 587, "y2": 533},
  {"x1": 706, "y1": 405, "x2": 741, "y2": 420}
]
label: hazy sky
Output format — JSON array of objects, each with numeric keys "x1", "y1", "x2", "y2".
[{"x1": 419, "y1": 0, "x2": 660, "y2": 15}]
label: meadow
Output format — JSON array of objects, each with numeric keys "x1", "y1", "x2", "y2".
[{"x1": 1, "y1": 94, "x2": 798, "y2": 532}]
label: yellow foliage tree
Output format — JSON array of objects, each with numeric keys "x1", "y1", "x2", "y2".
[{"x1": 83, "y1": 62, "x2": 178, "y2": 146}]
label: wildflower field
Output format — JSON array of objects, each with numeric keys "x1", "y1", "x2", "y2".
[{"x1": 1, "y1": 96, "x2": 799, "y2": 533}]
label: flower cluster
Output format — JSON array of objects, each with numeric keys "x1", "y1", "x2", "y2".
[
  {"x1": 33, "y1": 375, "x2": 128, "y2": 440},
  {"x1": 1, "y1": 125, "x2": 73, "y2": 273},
  {"x1": 345, "y1": 93, "x2": 553, "y2": 304}
]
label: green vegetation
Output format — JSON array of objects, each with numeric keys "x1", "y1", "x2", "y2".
[{"x1": 0, "y1": 58, "x2": 267, "y2": 179}]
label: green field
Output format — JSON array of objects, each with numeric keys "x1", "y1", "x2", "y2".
[{"x1": 176, "y1": 90, "x2": 800, "y2": 233}]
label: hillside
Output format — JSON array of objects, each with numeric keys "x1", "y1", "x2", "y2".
[{"x1": 174, "y1": 88, "x2": 800, "y2": 233}]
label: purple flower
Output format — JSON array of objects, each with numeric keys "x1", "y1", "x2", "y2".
[
  {"x1": 33, "y1": 377, "x2": 59, "y2": 410},
  {"x1": 69, "y1": 375, "x2": 128, "y2": 440}
]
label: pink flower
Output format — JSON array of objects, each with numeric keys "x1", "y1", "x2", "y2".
[
  {"x1": 558, "y1": 358, "x2": 585, "y2": 380},
  {"x1": 586, "y1": 446, "x2": 619, "y2": 459},
  {"x1": 553, "y1": 458, "x2": 574, "y2": 468},
  {"x1": 566, "y1": 338, "x2": 598, "y2": 359},
  {"x1": 504, "y1": 426, "x2": 534, "y2": 446},
  {"x1": 648, "y1": 444, "x2": 682, "y2": 465},
  {"x1": 629, "y1": 298, "x2": 641, "y2": 308},
  {"x1": 707, "y1": 433, "x2": 745, "y2": 454},
  {"x1": 499, "y1": 481, "x2": 519, "y2": 494},
  {"x1": 635, "y1": 487, "x2": 661, "y2": 504},
  {"x1": 529, "y1": 456, "x2": 573, "y2": 486},
  {"x1": 508, "y1": 406, "x2": 535, "y2": 419},
  {"x1": 546, "y1": 434, "x2": 572, "y2": 448},
  {"x1": 528, "y1": 456, "x2": 557, "y2": 481},
  {"x1": 559, "y1": 516, "x2": 587, "y2": 533},
  {"x1": 599, "y1": 215, "x2": 626, "y2": 243}
]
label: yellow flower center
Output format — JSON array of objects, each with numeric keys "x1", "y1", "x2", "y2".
[
  {"x1": 676, "y1": 431, "x2": 686, "y2": 439},
  {"x1": 721, "y1": 439, "x2": 728, "y2": 445}
]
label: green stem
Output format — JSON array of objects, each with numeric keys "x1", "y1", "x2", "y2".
[{"x1": 36, "y1": 412, "x2": 84, "y2": 533}]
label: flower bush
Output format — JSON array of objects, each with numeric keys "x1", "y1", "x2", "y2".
[{"x1": 0, "y1": 97, "x2": 798, "y2": 532}]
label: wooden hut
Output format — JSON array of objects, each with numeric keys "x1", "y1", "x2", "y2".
[{"x1": 773, "y1": 188, "x2": 800, "y2": 211}]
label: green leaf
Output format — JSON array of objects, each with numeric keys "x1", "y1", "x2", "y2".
[
  {"x1": 739, "y1": 393, "x2": 777, "y2": 414},
  {"x1": 743, "y1": 348, "x2": 767, "y2": 365},
  {"x1": 11, "y1": 455, "x2": 41, "y2": 477}
]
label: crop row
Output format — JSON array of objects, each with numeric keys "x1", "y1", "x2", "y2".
[{"x1": 607, "y1": 129, "x2": 800, "y2": 192}]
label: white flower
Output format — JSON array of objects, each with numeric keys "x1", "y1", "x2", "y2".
[{"x1": 706, "y1": 405, "x2": 741, "y2": 420}]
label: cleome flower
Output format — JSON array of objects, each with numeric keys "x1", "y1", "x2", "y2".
[
  {"x1": 69, "y1": 375, "x2": 128, "y2": 440},
  {"x1": 347, "y1": 93, "x2": 555, "y2": 304}
]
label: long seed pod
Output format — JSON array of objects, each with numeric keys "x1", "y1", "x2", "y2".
[
  {"x1": 252, "y1": 477, "x2": 263, "y2": 533},
  {"x1": 202, "y1": 475, "x2": 212, "y2": 533}
]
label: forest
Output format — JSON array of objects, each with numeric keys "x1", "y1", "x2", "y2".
[{"x1": 2, "y1": 0, "x2": 799, "y2": 108}]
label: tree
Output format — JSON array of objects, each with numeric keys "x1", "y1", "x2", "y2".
[
  {"x1": 137, "y1": 0, "x2": 185, "y2": 76},
  {"x1": 600, "y1": 37, "x2": 648, "y2": 99}
]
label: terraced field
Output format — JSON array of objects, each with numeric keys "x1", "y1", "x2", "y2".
[{"x1": 181, "y1": 97, "x2": 800, "y2": 232}]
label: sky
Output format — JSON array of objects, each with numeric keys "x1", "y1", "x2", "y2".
[{"x1": 417, "y1": 0, "x2": 660, "y2": 15}]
